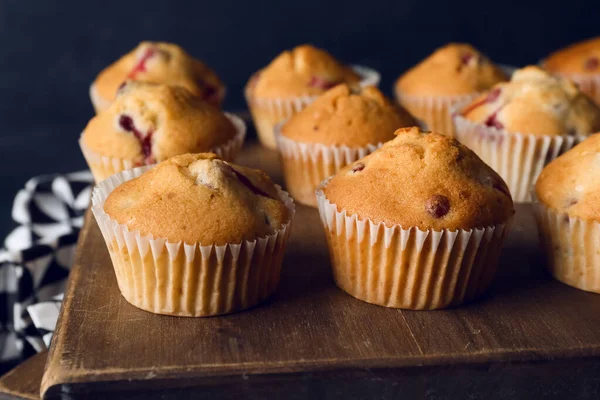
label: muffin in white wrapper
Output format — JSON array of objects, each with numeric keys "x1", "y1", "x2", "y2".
[
  {"x1": 453, "y1": 109, "x2": 583, "y2": 203},
  {"x1": 276, "y1": 123, "x2": 381, "y2": 207},
  {"x1": 533, "y1": 200, "x2": 600, "y2": 294},
  {"x1": 394, "y1": 91, "x2": 479, "y2": 135},
  {"x1": 91, "y1": 166, "x2": 295, "y2": 317},
  {"x1": 316, "y1": 180, "x2": 510, "y2": 310},
  {"x1": 80, "y1": 112, "x2": 247, "y2": 182},
  {"x1": 246, "y1": 65, "x2": 380, "y2": 149}
]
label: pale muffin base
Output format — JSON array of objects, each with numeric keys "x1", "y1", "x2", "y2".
[
  {"x1": 453, "y1": 110, "x2": 583, "y2": 203},
  {"x1": 276, "y1": 127, "x2": 381, "y2": 207},
  {"x1": 91, "y1": 167, "x2": 295, "y2": 317},
  {"x1": 80, "y1": 112, "x2": 247, "y2": 182},
  {"x1": 246, "y1": 65, "x2": 380, "y2": 150},
  {"x1": 316, "y1": 181, "x2": 510, "y2": 310},
  {"x1": 533, "y1": 200, "x2": 600, "y2": 294},
  {"x1": 394, "y1": 91, "x2": 479, "y2": 138}
]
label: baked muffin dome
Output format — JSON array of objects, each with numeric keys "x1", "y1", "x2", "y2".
[
  {"x1": 280, "y1": 84, "x2": 415, "y2": 146},
  {"x1": 104, "y1": 153, "x2": 290, "y2": 245},
  {"x1": 461, "y1": 66, "x2": 600, "y2": 136},
  {"x1": 535, "y1": 133, "x2": 600, "y2": 221},
  {"x1": 92, "y1": 41, "x2": 224, "y2": 111},
  {"x1": 323, "y1": 127, "x2": 514, "y2": 230},
  {"x1": 248, "y1": 44, "x2": 361, "y2": 99},
  {"x1": 82, "y1": 81, "x2": 238, "y2": 166},
  {"x1": 395, "y1": 43, "x2": 507, "y2": 96},
  {"x1": 544, "y1": 37, "x2": 600, "y2": 75}
]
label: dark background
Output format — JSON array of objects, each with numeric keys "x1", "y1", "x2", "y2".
[{"x1": 0, "y1": 0, "x2": 598, "y2": 237}]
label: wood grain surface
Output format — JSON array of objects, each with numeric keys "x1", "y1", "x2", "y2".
[
  {"x1": 0, "y1": 351, "x2": 46, "y2": 400},
  {"x1": 41, "y1": 143, "x2": 600, "y2": 399}
]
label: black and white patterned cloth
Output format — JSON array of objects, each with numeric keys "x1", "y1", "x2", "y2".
[{"x1": 0, "y1": 171, "x2": 93, "y2": 368}]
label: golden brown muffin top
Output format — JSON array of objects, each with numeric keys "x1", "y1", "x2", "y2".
[
  {"x1": 246, "y1": 44, "x2": 361, "y2": 98},
  {"x1": 544, "y1": 37, "x2": 600, "y2": 75},
  {"x1": 81, "y1": 82, "x2": 237, "y2": 165},
  {"x1": 395, "y1": 43, "x2": 507, "y2": 96},
  {"x1": 104, "y1": 153, "x2": 290, "y2": 245},
  {"x1": 94, "y1": 41, "x2": 223, "y2": 107},
  {"x1": 535, "y1": 133, "x2": 600, "y2": 222},
  {"x1": 461, "y1": 66, "x2": 600, "y2": 136},
  {"x1": 322, "y1": 127, "x2": 514, "y2": 230},
  {"x1": 280, "y1": 84, "x2": 415, "y2": 146}
]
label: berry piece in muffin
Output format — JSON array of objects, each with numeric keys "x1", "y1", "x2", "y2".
[
  {"x1": 92, "y1": 41, "x2": 224, "y2": 111},
  {"x1": 247, "y1": 44, "x2": 361, "y2": 99},
  {"x1": 324, "y1": 127, "x2": 514, "y2": 231},
  {"x1": 82, "y1": 81, "x2": 238, "y2": 169},
  {"x1": 461, "y1": 66, "x2": 600, "y2": 135},
  {"x1": 395, "y1": 43, "x2": 507, "y2": 97},
  {"x1": 104, "y1": 153, "x2": 289, "y2": 245}
]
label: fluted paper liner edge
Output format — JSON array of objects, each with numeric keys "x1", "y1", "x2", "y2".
[
  {"x1": 533, "y1": 199, "x2": 600, "y2": 294},
  {"x1": 91, "y1": 166, "x2": 295, "y2": 317},
  {"x1": 452, "y1": 101, "x2": 584, "y2": 202},
  {"x1": 275, "y1": 123, "x2": 381, "y2": 207},
  {"x1": 79, "y1": 112, "x2": 247, "y2": 182},
  {"x1": 245, "y1": 65, "x2": 380, "y2": 149},
  {"x1": 315, "y1": 180, "x2": 509, "y2": 310}
]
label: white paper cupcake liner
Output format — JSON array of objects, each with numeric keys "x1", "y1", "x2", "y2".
[
  {"x1": 453, "y1": 106, "x2": 584, "y2": 203},
  {"x1": 80, "y1": 112, "x2": 247, "y2": 182},
  {"x1": 275, "y1": 124, "x2": 381, "y2": 207},
  {"x1": 91, "y1": 166, "x2": 295, "y2": 317},
  {"x1": 394, "y1": 90, "x2": 480, "y2": 137},
  {"x1": 533, "y1": 199, "x2": 600, "y2": 293},
  {"x1": 245, "y1": 65, "x2": 381, "y2": 149},
  {"x1": 315, "y1": 180, "x2": 509, "y2": 310}
]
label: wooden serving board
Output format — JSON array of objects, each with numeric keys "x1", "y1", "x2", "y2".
[
  {"x1": 41, "y1": 143, "x2": 600, "y2": 399},
  {"x1": 0, "y1": 351, "x2": 46, "y2": 400}
]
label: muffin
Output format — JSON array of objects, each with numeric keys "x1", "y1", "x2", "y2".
[
  {"x1": 394, "y1": 43, "x2": 508, "y2": 137},
  {"x1": 80, "y1": 81, "x2": 245, "y2": 182},
  {"x1": 91, "y1": 153, "x2": 295, "y2": 316},
  {"x1": 90, "y1": 41, "x2": 225, "y2": 113},
  {"x1": 316, "y1": 127, "x2": 514, "y2": 310},
  {"x1": 534, "y1": 133, "x2": 600, "y2": 293},
  {"x1": 544, "y1": 37, "x2": 600, "y2": 106},
  {"x1": 454, "y1": 65, "x2": 600, "y2": 202},
  {"x1": 277, "y1": 84, "x2": 415, "y2": 206},
  {"x1": 245, "y1": 44, "x2": 380, "y2": 149}
]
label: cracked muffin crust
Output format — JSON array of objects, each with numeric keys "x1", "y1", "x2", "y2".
[
  {"x1": 81, "y1": 82, "x2": 238, "y2": 176},
  {"x1": 461, "y1": 66, "x2": 600, "y2": 135},
  {"x1": 535, "y1": 133, "x2": 600, "y2": 221},
  {"x1": 281, "y1": 84, "x2": 415, "y2": 146},
  {"x1": 92, "y1": 41, "x2": 224, "y2": 112},
  {"x1": 395, "y1": 43, "x2": 507, "y2": 97},
  {"x1": 322, "y1": 127, "x2": 514, "y2": 231},
  {"x1": 104, "y1": 153, "x2": 290, "y2": 245},
  {"x1": 247, "y1": 44, "x2": 361, "y2": 99}
]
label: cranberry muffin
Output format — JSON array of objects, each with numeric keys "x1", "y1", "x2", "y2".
[
  {"x1": 316, "y1": 127, "x2": 514, "y2": 310},
  {"x1": 245, "y1": 44, "x2": 380, "y2": 149},
  {"x1": 80, "y1": 81, "x2": 245, "y2": 182},
  {"x1": 277, "y1": 84, "x2": 415, "y2": 206},
  {"x1": 544, "y1": 37, "x2": 600, "y2": 106},
  {"x1": 91, "y1": 41, "x2": 225, "y2": 113},
  {"x1": 92, "y1": 153, "x2": 295, "y2": 316},
  {"x1": 534, "y1": 133, "x2": 600, "y2": 293},
  {"x1": 394, "y1": 43, "x2": 508, "y2": 137},
  {"x1": 454, "y1": 66, "x2": 600, "y2": 202}
]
